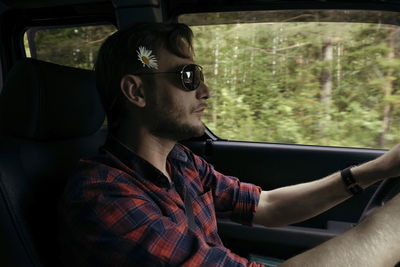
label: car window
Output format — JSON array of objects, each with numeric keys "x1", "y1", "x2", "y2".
[
  {"x1": 180, "y1": 10, "x2": 400, "y2": 149},
  {"x1": 24, "y1": 24, "x2": 116, "y2": 70}
]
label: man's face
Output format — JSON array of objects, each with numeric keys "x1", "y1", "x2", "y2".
[{"x1": 143, "y1": 47, "x2": 210, "y2": 141}]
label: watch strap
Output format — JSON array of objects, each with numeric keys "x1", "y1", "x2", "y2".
[{"x1": 341, "y1": 166, "x2": 363, "y2": 195}]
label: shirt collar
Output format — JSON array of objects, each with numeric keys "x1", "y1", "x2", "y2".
[{"x1": 100, "y1": 135, "x2": 188, "y2": 188}]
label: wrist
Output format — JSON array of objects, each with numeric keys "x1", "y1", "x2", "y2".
[
  {"x1": 351, "y1": 160, "x2": 386, "y2": 188},
  {"x1": 370, "y1": 144, "x2": 400, "y2": 179},
  {"x1": 341, "y1": 166, "x2": 363, "y2": 195}
]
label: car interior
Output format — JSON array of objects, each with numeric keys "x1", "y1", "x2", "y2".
[{"x1": 0, "y1": 0, "x2": 400, "y2": 266}]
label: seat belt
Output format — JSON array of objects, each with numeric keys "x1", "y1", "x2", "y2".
[
  {"x1": 183, "y1": 187, "x2": 197, "y2": 231},
  {"x1": 171, "y1": 170, "x2": 196, "y2": 231}
]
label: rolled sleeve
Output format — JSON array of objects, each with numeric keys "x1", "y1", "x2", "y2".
[
  {"x1": 230, "y1": 182, "x2": 261, "y2": 225},
  {"x1": 194, "y1": 154, "x2": 262, "y2": 225}
]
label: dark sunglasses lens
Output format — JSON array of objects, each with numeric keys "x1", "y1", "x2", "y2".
[{"x1": 182, "y1": 64, "x2": 202, "y2": 90}]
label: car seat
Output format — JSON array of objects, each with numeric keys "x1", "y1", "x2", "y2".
[{"x1": 0, "y1": 58, "x2": 106, "y2": 266}]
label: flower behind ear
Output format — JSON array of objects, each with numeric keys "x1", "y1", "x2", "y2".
[{"x1": 137, "y1": 46, "x2": 158, "y2": 69}]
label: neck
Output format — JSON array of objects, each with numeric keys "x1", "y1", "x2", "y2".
[{"x1": 114, "y1": 125, "x2": 176, "y2": 181}]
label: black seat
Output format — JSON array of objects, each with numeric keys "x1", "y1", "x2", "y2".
[{"x1": 0, "y1": 58, "x2": 107, "y2": 266}]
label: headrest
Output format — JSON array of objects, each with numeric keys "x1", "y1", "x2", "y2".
[{"x1": 0, "y1": 58, "x2": 105, "y2": 141}]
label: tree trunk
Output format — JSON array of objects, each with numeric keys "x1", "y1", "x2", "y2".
[
  {"x1": 231, "y1": 23, "x2": 239, "y2": 93},
  {"x1": 378, "y1": 27, "x2": 395, "y2": 147},
  {"x1": 212, "y1": 28, "x2": 219, "y2": 125},
  {"x1": 336, "y1": 43, "x2": 341, "y2": 88},
  {"x1": 319, "y1": 38, "x2": 333, "y2": 136}
]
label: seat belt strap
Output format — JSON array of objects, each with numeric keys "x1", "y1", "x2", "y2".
[{"x1": 183, "y1": 187, "x2": 197, "y2": 231}]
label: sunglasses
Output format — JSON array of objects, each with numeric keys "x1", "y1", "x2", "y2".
[{"x1": 135, "y1": 64, "x2": 204, "y2": 91}]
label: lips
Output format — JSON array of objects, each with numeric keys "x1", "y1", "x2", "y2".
[{"x1": 193, "y1": 103, "x2": 207, "y2": 113}]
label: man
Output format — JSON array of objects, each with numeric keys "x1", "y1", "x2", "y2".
[{"x1": 59, "y1": 22, "x2": 400, "y2": 266}]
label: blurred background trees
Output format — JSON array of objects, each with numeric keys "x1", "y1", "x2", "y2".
[{"x1": 191, "y1": 20, "x2": 400, "y2": 149}]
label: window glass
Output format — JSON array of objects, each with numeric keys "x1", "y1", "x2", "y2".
[
  {"x1": 180, "y1": 10, "x2": 400, "y2": 149},
  {"x1": 24, "y1": 24, "x2": 116, "y2": 69}
]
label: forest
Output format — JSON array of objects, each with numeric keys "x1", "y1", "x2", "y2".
[{"x1": 27, "y1": 11, "x2": 400, "y2": 149}]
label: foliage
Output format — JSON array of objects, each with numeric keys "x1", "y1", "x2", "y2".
[{"x1": 191, "y1": 21, "x2": 400, "y2": 149}]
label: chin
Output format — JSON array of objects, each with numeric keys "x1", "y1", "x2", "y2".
[
  {"x1": 192, "y1": 127, "x2": 205, "y2": 138},
  {"x1": 192, "y1": 121, "x2": 206, "y2": 135},
  {"x1": 151, "y1": 118, "x2": 205, "y2": 141},
  {"x1": 176, "y1": 122, "x2": 205, "y2": 141}
]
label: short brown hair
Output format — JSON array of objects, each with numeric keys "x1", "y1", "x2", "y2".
[{"x1": 94, "y1": 22, "x2": 194, "y2": 131}]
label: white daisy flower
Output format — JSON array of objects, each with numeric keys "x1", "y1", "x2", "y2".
[{"x1": 137, "y1": 46, "x2": 158, "y2": 69}]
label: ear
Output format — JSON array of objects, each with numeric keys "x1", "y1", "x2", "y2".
[{"x1": 120, "y1": 74, "x2": 146, "y2": 108}]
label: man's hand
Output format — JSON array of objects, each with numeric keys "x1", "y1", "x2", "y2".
[
  {"x1": 351, "y1": 144, "x2": 400, "y2": 189},
  {"x1": 374, "y1": 143, "x2": 400, "y2": 178}
]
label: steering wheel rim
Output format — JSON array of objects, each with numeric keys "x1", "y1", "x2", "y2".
[{"x1": 359, "y1": 177, "x2": 400, "y2": 221}]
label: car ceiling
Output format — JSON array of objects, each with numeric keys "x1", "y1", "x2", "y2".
[
  {"x1": 2, "y1": 0, "x2": 400, "y2": 17},
  {"x1": 0, "y1": 0, "x2": 102, "y2": 9}
]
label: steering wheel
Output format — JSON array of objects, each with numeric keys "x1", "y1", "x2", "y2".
[{"x1": 359, "y1": 176, "x2": 400, "y2": 220}]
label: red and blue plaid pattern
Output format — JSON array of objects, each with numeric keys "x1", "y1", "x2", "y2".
[{"x1": 59, "y1": 136, "x2": 262, "y2": 266}]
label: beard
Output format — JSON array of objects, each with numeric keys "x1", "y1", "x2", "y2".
[{"x1": 146, "y1": 101, "x2": 205, "y2": 141}]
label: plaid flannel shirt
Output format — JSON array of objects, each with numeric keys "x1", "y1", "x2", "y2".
[{"x1": 59, "y1": 136, "x2": 263, "y2": 266}]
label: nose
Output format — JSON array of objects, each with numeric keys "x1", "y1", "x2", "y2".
[{"x1": 196, "y1": 81, "x2": 211, "y2": 100}]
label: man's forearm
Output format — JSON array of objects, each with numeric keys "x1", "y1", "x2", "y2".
[
  {"x1": 254, "y1": 155, "x2": 388, "y2": 227},
  {"x1": 254, "y1": 171, "x2": 351, "y2": 227},
  {"x1": 280, "y1": 193, "x2": 400, "y2": 267}
]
